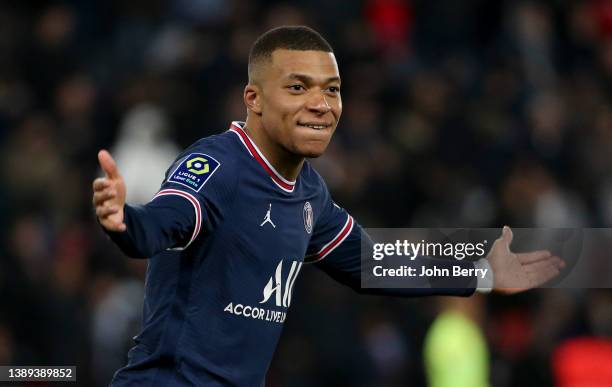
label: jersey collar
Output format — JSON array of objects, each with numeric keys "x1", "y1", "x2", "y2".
[{"x1": 229, "y1": 121, "x2": 296, "y2": 193}]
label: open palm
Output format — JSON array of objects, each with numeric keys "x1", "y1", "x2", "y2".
[{"x1": 488, "y1": 226, "x2": 565, "y2": 294}]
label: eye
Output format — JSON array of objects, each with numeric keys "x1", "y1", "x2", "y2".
[
  {"x1": 327, "y1": 86, "x2": 341, "y2": 94},
  {"x1": 288, "y1": 84, "x2": 305, "y2": 92}
]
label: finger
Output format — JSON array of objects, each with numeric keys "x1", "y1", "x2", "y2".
[
  {"x1": 502, "y1": 225, "x2": 513, "y2": 246},
  {"x1": 93, "y1": 178, "x2": 111, "y2": 191},
  {"x1": 491, "y1": 225, "x2": 513, "y2": 255},
  {"x1": 516, "y1": 250, "x2": 552, "y2": 264},
  {"x1": 531, "y1": 256, "x2": 566, "y2": 271},
  {"x1": 93, "y1": 189, "x2": 117, "y2": 206},
  {"x1": 552, "y1": 256, "x2": 566, "y2": 269},
  {"x1": 98, "y1": 149, "x2": 120, "y2": 179},
  {"x1": 525, "y1": 259, "x2": 560, "y2": 287},
  {"x1": 96, "y1": 204, "x2": 120, "y2": 218}
]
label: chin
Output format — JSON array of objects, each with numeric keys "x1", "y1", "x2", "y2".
[
  {"x1": 295, "y1": 145, "x2": 327, "y2": 158},
  {"x1": 303, "y1": 150, "x2": 325, "y2": 158}
]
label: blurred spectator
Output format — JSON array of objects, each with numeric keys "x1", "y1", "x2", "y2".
[
  {"x1": 111, "y1": 103, "x2": 180, "y2": 203},
  {"x1": 0, "y1": 323, "x2": 15, "y2": 365},
  {"x1": 91, "y1": 276, "x2": 144, "y2": 385},
  {"x1": 424, "y1": 296, "x2": 490, "y2": 387},
  {"x1": 552, "y1": 337, "x2": 612, "y2": 387}
]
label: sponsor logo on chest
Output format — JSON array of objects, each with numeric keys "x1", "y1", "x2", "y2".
[{"x1": 223, "y1": 259, "x2": 302, "y2": 324}]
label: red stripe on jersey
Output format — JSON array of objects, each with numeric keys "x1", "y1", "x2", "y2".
[
  {"x1": 152, "y1": 188, "x2": 202, "y2": 248},
  {"x1": 305, "y1": 215, "x2": 354, "y2": 263},
  {"x1": 229, "y1": 122, "x2": 296, "y2": 193}
]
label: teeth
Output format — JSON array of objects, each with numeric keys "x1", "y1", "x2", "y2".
[{"x1": 302, "y1": 124, "x2": 326, "y2": 129}]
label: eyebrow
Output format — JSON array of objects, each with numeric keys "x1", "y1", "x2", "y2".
[{"x1": 287, "y1": 73, "x2": 341, "y2": 85}]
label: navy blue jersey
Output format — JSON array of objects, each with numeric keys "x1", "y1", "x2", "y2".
[{"x1": 107, "y1": 122, "x2": 477, "y2": 387}]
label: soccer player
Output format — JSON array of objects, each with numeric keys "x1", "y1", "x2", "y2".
[{"x1": 93, "y1": 26, "x2": 564, "y2": 386}]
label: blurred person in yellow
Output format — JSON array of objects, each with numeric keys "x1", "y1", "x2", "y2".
[{"x1": 424, "y1": 296, "x2": 489, "y2": 387}]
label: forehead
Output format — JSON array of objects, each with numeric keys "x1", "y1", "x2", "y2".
[{"x1": 268, "y1": 49, "x2": 340, "y2": 80}]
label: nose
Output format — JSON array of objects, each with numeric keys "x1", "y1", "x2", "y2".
[{"x1": 307, "y1": 91, "x2": 331, "y2": 114}]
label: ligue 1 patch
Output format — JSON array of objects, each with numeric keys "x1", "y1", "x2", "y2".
[
  {"x1": 303, "y1": 201, "x2": 313, "y2": 234},
  {"x1": 167, "y1": 153, "x2": 220, "y2": 192}
]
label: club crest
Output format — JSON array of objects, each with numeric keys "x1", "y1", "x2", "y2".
[{"x1": 303, "y1": 202, "x2": 313, "y2": 234}]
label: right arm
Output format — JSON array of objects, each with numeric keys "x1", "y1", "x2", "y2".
[
  {"x1": 93, "y1": 150, "x2": 201, "y2": 258},
  {"x1": 105, "y1": 196, "x2": 199, "y2": 258}
]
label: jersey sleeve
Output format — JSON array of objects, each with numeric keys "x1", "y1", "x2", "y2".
[
  {"x1": 306, "y1": 182, "x2": 477, "y2": 297},
  {"x1": 304, "y1": 198, "x2": 354, "y2": 264},
  {"x1": 107, "y1": 142, "x2": 236, "y2": 258}
]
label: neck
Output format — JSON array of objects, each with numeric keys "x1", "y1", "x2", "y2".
[{"x1": 243, "y1": 117, "x2": 304, "y2": 181}]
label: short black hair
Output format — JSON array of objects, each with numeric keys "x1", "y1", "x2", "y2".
[{"x1": 248, "y1": 26, "x2": 333, "y2": 82}]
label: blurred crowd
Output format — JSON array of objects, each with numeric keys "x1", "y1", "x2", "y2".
[{"x1": 1, "y1": 0, "x2": 612, "y2": 386}]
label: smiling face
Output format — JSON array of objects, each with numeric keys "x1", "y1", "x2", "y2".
[{"x1": 245, "y1": 49, "x2": 342, "y2": 158}]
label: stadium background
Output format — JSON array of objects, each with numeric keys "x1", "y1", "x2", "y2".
[{"x1": 1, "y1": 0, "x2": 611, "y2": 386}]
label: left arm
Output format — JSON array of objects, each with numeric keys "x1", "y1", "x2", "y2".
[
  {"x1": 307, "y1": 216, "x2": 481, "y2": 297},
  {"x1": 306, "y1": 185, "x2": 564, "y2": 296}
]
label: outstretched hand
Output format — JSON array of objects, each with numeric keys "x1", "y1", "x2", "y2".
[
  {"x1": 92, "y1": 150, "x2": 127, "y2": 232},
  {"x1": 488, "y1": 226, "x2": 565, "y2": 294}
]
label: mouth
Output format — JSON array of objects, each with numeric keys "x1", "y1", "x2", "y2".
[{"x1": 297, "y1": 122, "x2": 333, "y2": 130}]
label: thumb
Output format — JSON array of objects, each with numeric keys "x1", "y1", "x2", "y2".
[
  {"x1": 98, "y1": 149, "x2": 120, "y2": 179},
  {"x1": 501, "y1": 225, "x2": 513, "y2": 249}
]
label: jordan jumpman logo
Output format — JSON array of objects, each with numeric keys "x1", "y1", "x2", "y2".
[{"x1": 260, "y1": 203, "x2": 276, "y2": 228}]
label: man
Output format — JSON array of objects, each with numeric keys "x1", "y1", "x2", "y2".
[{"x1": 93, "y1": 26, "x2": 564, "y2": 386}]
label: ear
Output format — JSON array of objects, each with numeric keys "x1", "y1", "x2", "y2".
[{"x1": 244, "y1": 84, "x2": 262, "y2": 115}]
